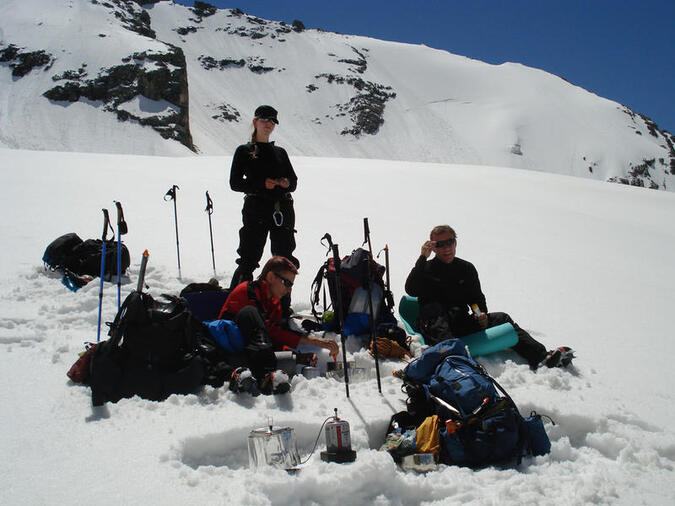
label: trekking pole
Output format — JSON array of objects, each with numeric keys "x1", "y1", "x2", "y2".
[
  {"x1": 377, "y1": 244, "x2": 395, "y2": 311},
  {"x1": 362, "y1": 218, "x2": 382, "y2": 393},
  {"x1": 164, "y1": 185, "x2": 181, "y2": 280},
  {"x1": 114, "y1": 201, "x2": 128, "y2": 311},
  {"x1": 136, "y1": 250, "x2": 149, "y2": 293},
  {"x1": 205, "y1": 191, "x2": 216, "y2": 278},
  {"x1": 96, "y1": 209, "x2": 114, "y2": 342},
  {"x1": 331, "y1": 243, "x2": 351, "y2": 398},
  {"x1": 362, "y1": 217, "x2": 373, "y2": 254}
]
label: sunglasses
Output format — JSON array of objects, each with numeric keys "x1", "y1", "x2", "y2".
[
  {"x1": 274, "y1": 272, "x2": 294, "y2": 288},
  {"x1": 257, "y1": 117, "x2": 278, "y2": 124},
  {"x1": 434, "y1": 238, "x2": 456, "y2": 248}
]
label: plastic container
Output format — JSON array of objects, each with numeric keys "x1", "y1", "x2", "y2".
[{"x1": 400, "y1": 453, "x2": 437, "y2": 472}]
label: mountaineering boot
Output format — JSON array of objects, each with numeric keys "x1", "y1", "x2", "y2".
[
  {"x1": 539, "y1": 346, "x2": 575, "y2": 368},
  {"x1": 229, "y1": 265, "x2": 253, "y2": 290},
  {"x1": 260, "y1": 369, "x2": 291, "y2": 395},
  {"x1": 229, "y1": 367, "x2": 260, "y2": 396}
]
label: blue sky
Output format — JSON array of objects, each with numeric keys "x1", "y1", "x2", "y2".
[{"x1": 175, "y1": 0, "x2": 674, "y2": 134}]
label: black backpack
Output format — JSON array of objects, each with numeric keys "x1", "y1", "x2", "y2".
[
  {"x1": 89, "y1": 291, "x2": 205, "y2": 405},
  {"x1": 43, "y1": 233, "x2": 130, "y2": 278},
  {"x1": 310, "y1": 247, "x2": 386, "y2": 321}
]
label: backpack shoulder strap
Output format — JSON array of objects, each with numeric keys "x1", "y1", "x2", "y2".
[
  {"x1": 310, "y1": 262, "x2": 328, "y2": 319},
  {"x1": 246, "y1": 281, "x2": 269, "y2": 320}
]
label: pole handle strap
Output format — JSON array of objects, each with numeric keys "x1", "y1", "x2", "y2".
[
  {"x1": 101, "y1": 209, "x2": 114, "y2": 241},
  {"x1": 114, "y1": 201, "x2": 128, "y2": 235},
  {"x1": 164, "y1": 184, "x2": 179, "y2": 201},
  {"x1": 205, "y1": 191, "x2": 214, "y2": 215}
]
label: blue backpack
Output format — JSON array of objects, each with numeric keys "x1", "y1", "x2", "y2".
[{"x1": 402, "y1": 338, "x2": 550, "y2": 467}]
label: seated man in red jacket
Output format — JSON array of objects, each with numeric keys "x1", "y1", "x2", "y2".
[{"x1": 219, "y1": 256, "x2": 339, "y2": 395}]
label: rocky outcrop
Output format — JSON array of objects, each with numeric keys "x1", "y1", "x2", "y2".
[
  {"x1": 92, "y1": 0, "x2": 155, "y2": 39},
  {"x1": 191, "y1": 1, "x2": 217, "y2": 19},
  {"x1": 211, "y1": 103, "x2": 241, "y2": 123},
  {"x1": 309, "y1": 47, "x2": 396, "y2": 136},
  {"x1": 612, "y1": 107, "x2": 675, "y2": 189},
  {"x1": 0, "y1": 44, "x2": 54, "y2": 78},
  {"x1": 43, "y1": 45, "x2": 193, "y2": 151},
  {"x1": 198, "y1": 55, "x2": 278, "y2": 74}
]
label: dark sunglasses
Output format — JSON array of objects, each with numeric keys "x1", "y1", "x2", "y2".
[
  {"x1": 274, "y1": 272, "x2": 294, "y2": 288},
  {"x1": 434, "y1": 238, "x2": 456, "y2": 248}
]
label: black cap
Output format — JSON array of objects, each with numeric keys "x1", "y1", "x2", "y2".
[{"x1": 254, "y1": 105, "x2": 279, "y2": 124}]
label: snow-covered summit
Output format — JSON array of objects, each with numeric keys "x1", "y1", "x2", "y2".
[{"x1": 1, "y1": 0, "x2": 673, "y2": 189}]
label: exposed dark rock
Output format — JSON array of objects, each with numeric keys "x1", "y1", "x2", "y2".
[
  {"x1": 315, "y1": 73, "x2": 396, "y2": 136},
  {"x1": 44, "y1": 45, "x2": 193, "y2": 150},
  {"x1": 292, "y1": 20, "x2": 305, "y2": 32},
  {"x1": 248, "y1": 16, "x2": 268, "y2": 26},
  {"x1": 192, "y1": 1, "x2": 217, "y2": 18},
  {"x1": 211, "y1": 103, "x2": 240, "y2": 122},
  {"x1": 306, "y1": 84, "x2": 319, "y2": 93},
  {"x1": 338, "y1": 47, "x2": 367, "y2": 74},
  {"x1": 211, "y1": 12, "x2": 300, "y2": 42},
  {"x1": 176, "y1": 26, "x2": 199, "y2": 36},
  {"x1": 609, "y1": 158, "x2": 663, "y2": 189},
  {"x1": 620, "y1": 106, "x2": 675, "y2": 184},
  {"x1": 0, "y1": 44, "x2": 54, "y2": 78},
  {"x1": 198, "y1": 55, "x2": 246, "y2": 70},
  {"x1": 52, "y1": 65, "x2": 88, "y2": 82},
  {"x1": 198, "y1": 55, "x2": 275, "y2": 74},
  {"x1": 639, "y1": 113, "x2": 659, "y2": 138},
  {"x1": 276, "y1": 23, "x2": 293, "y2": 35},
  {"x1": 248, "y1": 64, "x2": 274, "y2": 73},
  {"x1": 95, "y1": 0, "x2": 156, "y2": 39}
]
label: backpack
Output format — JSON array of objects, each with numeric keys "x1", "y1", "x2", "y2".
[
  {"x1": 43, "y1": 233, "x2": 130, "y2": 279},
  {"x1": 88, "y1": 291, "x2": 204, "y2": 405},
  {"x1": 42, "y1": 233, "x2": 84, "y2": 271},
  {"x1": 397, "y1": 338, "x2": 551, "y2": 467},
  {"x1": 70, "y1": 239, "x2": 130, "y2": 278},
  {"x1": 179, "y1": 282, "x2": 231, "y2": 322},
  {"x1": 310, "y1": 247, "x2": 389, "y2": 334}
]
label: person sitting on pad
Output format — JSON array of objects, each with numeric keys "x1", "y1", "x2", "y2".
[
  {"x1": 219, "y1": 256, "x2": 339, "y2": 395},
  {"x1": 405, "y1": 224, "x2": 573, "y2": 370}
]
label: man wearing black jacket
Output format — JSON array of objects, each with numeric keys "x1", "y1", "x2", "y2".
[{"x1": 405, "y1": 224, "x2": 572, "y2": 369}]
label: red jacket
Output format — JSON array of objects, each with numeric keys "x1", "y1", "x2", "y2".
[{"x1": 218, "y1": 280, "x2": 301, "y2": 349}]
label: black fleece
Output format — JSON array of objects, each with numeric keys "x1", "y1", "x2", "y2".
[
  {"x1": 229, "y1": 142, "x2": 297, "y2": 198},
  {"x1": 405, "y1": 255, "x2": 547, "y2": 367}
]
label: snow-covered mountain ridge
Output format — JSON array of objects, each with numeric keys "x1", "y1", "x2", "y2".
[{"x1": 1, "y1": 0, "x2": 673, "y2": 190}]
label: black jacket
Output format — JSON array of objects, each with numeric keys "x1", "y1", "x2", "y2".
[
  {"x1": 405, "y1": 255, "x2": 488, "y2": 315},
  {"x1": 229, "y1": 142, "x2": 297, "y2": 199}
]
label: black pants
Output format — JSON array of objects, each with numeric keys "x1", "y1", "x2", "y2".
[
  {"x1": 234, "y1": 306, "x2": 277, "y2": 380},
  {"x1": 419, "y1": 303, "x2": 547, "y2": 368},
  {"x1": 230, "y1": 195, "x2": 298, "y2": 289}
]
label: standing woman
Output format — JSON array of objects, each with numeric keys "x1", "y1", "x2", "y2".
[{"x1": 229, "y1": 105, "x2": 299, "y2": 289}]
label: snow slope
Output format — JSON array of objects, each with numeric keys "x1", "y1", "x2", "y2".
[
  {"x1": 1, "y1": 147, "x2": 674, "y2": 505},
  {"x1": 1, "y1": 0, "x2": 673, "y2": 188}
]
